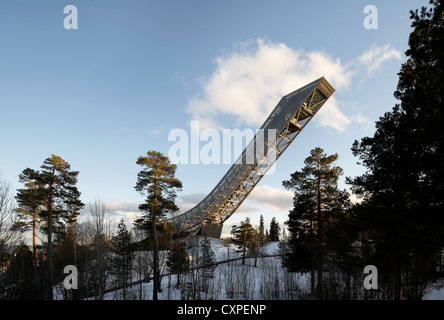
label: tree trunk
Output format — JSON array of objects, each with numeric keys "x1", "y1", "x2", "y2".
[
  {"x1": 152, "y1": 210, "x2": 159, "y2": 300},
  {"x1": 242, "y1": 226, "x2": 246, "y2": 265},
  {"x1": 393, "y1": 240, "x2": 402, "y2": 300},
  {"x1": 316, "y1": 174, "x2": 323, "y2": 299},
  {"x1": 310, "y1": 211, "x2": 315, "y2": 298},
  {"x1": 47, "y1": 189, "x2": 53, "y2": 300},
  {"x1": 32, "y1": 211, "x2": 37, "y2": 268}
]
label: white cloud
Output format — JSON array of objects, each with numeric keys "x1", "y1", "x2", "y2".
[
  {"x1": 187, "y1": 38, "x2": 401, "y2": 132},
  {"x1": 248, "y1": 185, "x2": 293, "y2": 213},
  {"x1": 80, "y1": 200, "x2": 140, "y2": 231},
  {"x1": 355, "y1": 44, "x2": 402, "y2": 76},
  {"x1": 315, "y1": 96, "x2": 351, "y2": 132},
  {"x1": 232, "y1": 204, "x2": 259, "y2": 216},
  {"x1": 107, "y1": 200, "x2": 139, "y2": 212},
  {"x1": 124, "y1": 211, "x2": 140, "y2": 220}
]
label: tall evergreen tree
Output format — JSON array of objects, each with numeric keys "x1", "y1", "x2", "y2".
[
  {"x1": 14, "y1": 168, "x2": 44, "y2": 267},
  {"x1": 258, "y1": 215, "x2": 266, "y2": 246},
  {"x1": 14, "y1": 155, "x2": 84, "y2": 299},
  {"x1": 110, "y1": 219, "x2": 134, "y2": 300},
  {"x1": 231, "y1": 217, "x2": 256, "y2": 265},
  {"x1": 269, "y1": 217, "x2": 280, "y2": 242},
  {"x1": 200, "y1": 238, "x2": 216, "y2": 272},
  {"x1": 199, "y1": 237, "x2": 216, "y2": 292},
  {"x1": 347, "y1": 0, "x2": 444, "y2": 300},
  {"x1": 283, "y1": 147, "x2": 346, "y2": 299},
  {"x1": 40, "y1": 155, "x2": 84, "y2": 299},
  {"x1": 283, "y1": 192, "x2": 316, "y2": 295},
  {"x1": 134, "y1": 150, "x2": 182, "y2": 300},
  {"x1": 166, "y1": 242, "x2": 189, "y2": 289}
]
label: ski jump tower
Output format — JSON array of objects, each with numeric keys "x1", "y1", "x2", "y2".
[{"x1": 169, "y1": 77, "x2": 335, "y2": 238}]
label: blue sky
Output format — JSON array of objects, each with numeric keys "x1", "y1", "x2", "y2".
[{"x1": 0, "y1": 0, "x2": 429, "y2": 236}]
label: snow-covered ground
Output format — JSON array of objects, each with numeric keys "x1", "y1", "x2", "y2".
[
  {"x1": 99, "y1": 237, "x2": 311, "y2": 300},
  {"x1": 423, "y1": 279, "x2": 444, "y2": 300},
  {"x1": 56, "y1": 236, "x2": 444, "y2": 300}
]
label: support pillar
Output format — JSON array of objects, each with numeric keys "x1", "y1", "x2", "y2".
[{"x1": 200, "y1": 222, "x2": 223, "y2": 239}]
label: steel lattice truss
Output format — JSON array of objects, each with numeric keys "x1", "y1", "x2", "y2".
[{"x1": 170, "y1": 77, "x2": 335, "y2": 234}]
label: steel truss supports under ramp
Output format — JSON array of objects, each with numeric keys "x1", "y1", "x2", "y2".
[{"x1": 170, "y1": 77, "x2": 335, "y2": 238}]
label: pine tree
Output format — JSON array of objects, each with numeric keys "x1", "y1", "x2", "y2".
[
  {"x1": 347, "y1": 1, "x2": 444, "y2": 300},
  {"x1": 14, "y1": 168, "x2": 44, "y2": 267},
  {"x1": 166, "y1": 241, "x2": 189, "y2": 288},
  {"x1": 231, "y1": 218, "x2": 256, "y2": 265},
  {"x1": 199, "y1": 238, "x2": 216, "y2": 292},
  {"x1": 110, "y1": 219, "x2": 134, "y2": 300},
  {"x1": 269, "y1": 217, "x2": 280, "y2": 242},
  {"x1": 15, "y1": 155, "x2": 84, "y2": 300},
  {"x1": 277, "y1": 227, "x2": 290, "y2": 268},
  {"x1": 200, "y1": 238, "x2": 216, "y2": 270},
  {"x1": 255, "y1": 215, "x2": 266, "y2": 265},
  {"x1": 258, "y1": 215, "x2": 265, "y2": 246},
  {"x1": 134, "y1": 150, "x2": 182, "y2": 300},
  {"x1": 284, "y1": 192, "x2": 317, "y2": 295},
  {"x1": 283, "y1": 193, "x2": 314, "y2": 268},
  {"x1": 283, "y1": 147, "x2": 346, "y2": 299}
]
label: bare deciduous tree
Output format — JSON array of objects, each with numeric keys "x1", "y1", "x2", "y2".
[
  {"x1": 77, "y1": 199, "x2": 116, "y2": 299},
  {"x1": 0, "y1": 177, "x2": 22, "y2": 259}
]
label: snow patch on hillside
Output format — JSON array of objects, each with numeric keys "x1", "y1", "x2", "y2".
[
  {"x1": 56, "y1": 236, "x2": 444, "y2": 300},
  {"x1": 99, "y1": 236, "x2": 305, "y2": 300}
]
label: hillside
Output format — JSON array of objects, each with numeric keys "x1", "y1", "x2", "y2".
[{"x1": 56, "y1": 236, "x2": 444, "y2": 300}]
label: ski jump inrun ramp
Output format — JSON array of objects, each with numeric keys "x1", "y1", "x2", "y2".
[{"x1": 169, "y1": 77, "x2": 335, "y2": 238}]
